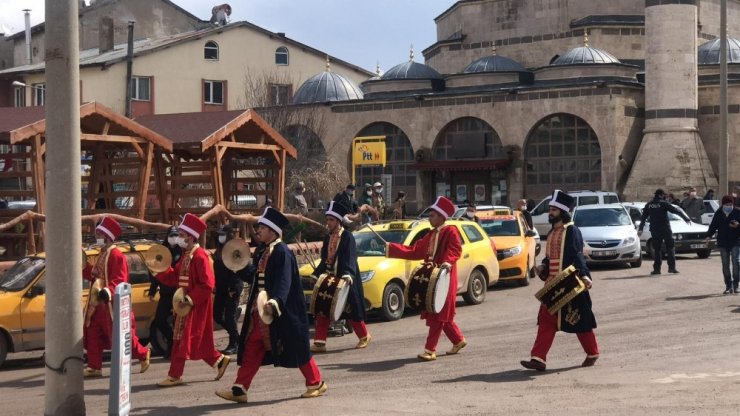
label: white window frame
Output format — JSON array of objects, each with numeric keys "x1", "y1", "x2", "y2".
[
  {"x1": 131, "y1": 76, "x2": 151, "y2": 101},
  {"x1": 14, "y1": 86, "x2": 25, "y2": 107},
  {"x1": 204, "y1": 80, "x2": 225, "y2": 105},
  {"x1": 275, "y1": 47, "x2": 289, "y2": 66},
  {"x1": 32, "y1": 83, "x2": 45, "y2": 106},
  {"x1": 204, "y1": 41, "x2": 219, "y2": 61}
]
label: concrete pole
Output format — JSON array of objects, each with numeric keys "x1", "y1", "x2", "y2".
[
  {"x1": 124, "y1": 21, "x2": 134, "y2": 118},
  {"x1": 44, "y1": 1, "x2": 85, "y2": 415},
  {"x1": 719, "y1": 0, "x2": 729, "y2": 193}
]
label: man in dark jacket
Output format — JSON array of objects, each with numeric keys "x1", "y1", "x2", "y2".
[
  {"x1": 213, "y1": 224, "x2": 246, "y2": 355},
  {"x1": 332, "y1": 184, "x2": 359, "y2": 216},
  {"x1": 638, "y1": 189, "x2": 692, "y2": 275},
  {"x1": 706, "y1": 195, "x2": 740, "y2": 294},
  {"x1": 148, "y1": 226, "x2": 181, "y2": 358}
]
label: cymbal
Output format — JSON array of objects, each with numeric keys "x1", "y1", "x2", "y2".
[
  {"x1": 144, "y1": 244, "x2": 172, "y2": 274},
  {"x1": 173, "y1": 287, "x2": 192, "y2": 317},
  {"x1": 90, "y1": 278, "x2": 105, "y2": 307},
  {"x1": 222, "y1": 238, "x2": 251, "y2": 272},
  {"x1": 256, "y1": 290, "x2": 273, "y2": 324}
]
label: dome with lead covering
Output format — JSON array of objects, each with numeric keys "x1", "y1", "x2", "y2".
[
  {"x1": 381, "y1": 61, "x2": 442, "y2": 80},
  {"x1": 464, "y1": 54, "x2": 526, "y2": 73},
  {"x1": 698, "y1": 38, "x2": 740, "y2": 65},
  {"x1": 292, "y1": 71, "x2": 364, "y2": 104},
  {"x1": 551, "y1": 46, "x2": 621, "y2": 66}
]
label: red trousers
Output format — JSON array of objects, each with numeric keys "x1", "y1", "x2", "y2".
[
  {"x1": 424, "y1": 319, "x2": 464, "y2": 352},
  {"x1": 86, "y1": 313, "x2": 149, "y2": 370},
  {"x1": 314, "y1": 316, "x2": 368, "y2": 342},
  {"x1": 234, "y1": 311, "x2": 321, "y2": 391},
  {"x1": 530, "y1": 305, "x2": 599, "y2": 363},
  {"x1": 167, "y1": 341, "x2": 222, "y2": 378}
]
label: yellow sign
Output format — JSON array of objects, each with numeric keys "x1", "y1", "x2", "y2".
[{"x1": 352, "y1": 136, "x2": 386, "y2": 167}]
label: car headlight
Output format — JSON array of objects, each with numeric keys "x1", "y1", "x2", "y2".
[
  {"x1": 622, "y1": 236, "x2": 636, "y2": 245},
  {"x1": 360, "y1": 271, "x2": 375, "y2": 282},
  {"x1": 499, "y1": 246, "x2": 522, "y2": 259},
  {"x1": 675, "y1": 234, "x2": 683, "y2": 240}
]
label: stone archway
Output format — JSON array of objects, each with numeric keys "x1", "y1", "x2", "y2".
[
  {"x1": 523, "y1": 113, "x2": 602, "y2": 199},
  {"x1": 281, "y1": 124, "x2": 327, "y2": 171}
]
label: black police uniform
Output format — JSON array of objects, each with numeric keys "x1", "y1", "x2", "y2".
[{"x1": 638, "y1": 196, "x2": 691, "y2": 273}]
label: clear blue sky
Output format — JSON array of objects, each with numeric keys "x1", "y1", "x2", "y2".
[{"x1": 0, "y1": 0, "x2": 449, "y2": 73}]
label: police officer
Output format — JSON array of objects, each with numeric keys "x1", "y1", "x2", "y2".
[
  {"x1": 213, "y1": 224, "x2": 246, "y2": 355},
  {"x1": 638, "y1": 189, "x2": 692, "y2": 275}
]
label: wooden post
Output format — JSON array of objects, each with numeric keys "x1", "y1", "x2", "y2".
[
  {"x1": 279, "y1": 149, "x2": 287, "y2": 210},
  {"x1": 213, "y1": 146, "x2": 225, "y2": 207},
  {"x1": 26, "y1": 217, "x2": 36, "y2": 254},
  {"x1": 154, "y1": 150, "x2": 169, "y2": 222},
  {"x1": 136, "y1": 142, "x2": 154, "y2": 219},
  {"x1": 32, "y1": 134, "x2": 46, "y2": 214}
]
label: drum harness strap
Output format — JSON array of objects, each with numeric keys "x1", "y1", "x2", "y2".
[
  {"x1": 253, "y1": 239, "x2": 282, "y2": 351},
  {"x1": 173, "y1": 244, "x2": 197, "y2": 341},
  {"x1": 425, "y1": 226, "x2": 444, "y2": 265},
  {"x1": 326, "y1": 227, "x2": 343, "y2": 273},
  {"x1": 84, "y1": 244, "x2": 115, "y2": 328}
]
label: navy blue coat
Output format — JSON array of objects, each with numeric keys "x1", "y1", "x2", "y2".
[
  {"x1": 706, "y1": 207, "x2": 740, "y2": 249},
  {"x1": 312, "y1": 229, "x2": 367, "y2": 322},
  {"x1": 237, "y1": 240, "x2": 312, "y2": 368},
  {"x1": 541, "y1": 223, "x2": 597, "y2": 333}
]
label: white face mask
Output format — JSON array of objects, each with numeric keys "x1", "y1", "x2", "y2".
[
  {"x1": 376, "y1": 188, "x2": 383, "y2": 194},
  {"x1": 690, "y1": 192, "x2": 697, "y2": 198},
  {"x1": 218, "y1": 235, "x2": 227, "y2": 244},
  {"x1": 96, "y1": 238, "x2": 105, "y2": 245},
  {"x1": 176, "y1": 237, "x2": 188, "y2": 249},
  {"x1": 367, "y1": 191, "x2": 373, "y2": 196},
  {"x1": 167, "y1": 236, "x2": 178, "y2": 246},
  {"x1": 466, "y1": 211, "x2": 475, "y2": 219}
]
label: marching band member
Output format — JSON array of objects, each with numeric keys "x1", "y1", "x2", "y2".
[
  {"x1": 520, "y1": 190, "x2": 599, "y2": 371},
  {"x1": 216, "y1": 207, "x2": 327, "y2": 403},
  {"x1": 310, "y1": 201, "x2": 370, "y2": 353},
  {"x1": 156, "y1": 213, "x2": 230, "y2": 387},
  {"x1": 82, "y1": 217, "x2": 150, "y2": 377},
  {"x1": 386, "y1": 196, "x2": 467, "y2": 361}
]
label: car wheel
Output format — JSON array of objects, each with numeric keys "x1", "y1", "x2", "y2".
[
  {"x1": 527, "y1": 256, "x2": 536, "y2": 278},
  {"x1": 697, "y1": 249, "x2": 711, "y2": 259},
  {"x1": 149, "y1": 317, "x2": 173, "y2": 357},
  {"x1": 463, "y1": 269, "x2": 487, "y2": 305},
  {"x1": 629, "y1": 257, "x2": 642, "y2": 268},
  {"x1": 0, "y1": 334, "x2": 8, "y2": 368},
  {"x1": 381, "y1": 282, "x2": 405, "y2": 321}
]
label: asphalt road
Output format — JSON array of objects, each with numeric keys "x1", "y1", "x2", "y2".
[{"x1": 3, "y1": 249, "x2": 740, "y2": 415}]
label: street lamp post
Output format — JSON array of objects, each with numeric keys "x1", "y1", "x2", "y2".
[{"x1": 719, "y1": 0, "x2": 729, "y2": 193}]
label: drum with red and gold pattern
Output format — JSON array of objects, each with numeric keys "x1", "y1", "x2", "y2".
[
  {"x1": 309, "y1": 273, "x2": 350, "y2": 322},
  {"x1": 404, "y1": 263, "x2": 449, "y2": 314},
  {"x1": 534, "y1": 265, "x2": 586, "y2": 314}
]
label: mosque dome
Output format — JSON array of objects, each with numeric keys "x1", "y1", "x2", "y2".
[
  {"x1": 551, "y1": 42, "x2": 621, "y2": 66},
  {"x1": 292, "y1": 70, "x2": 364, "y2": 104},
  {"x1": 464, "y1": 53, "x2": 526, "y2": 73},
  {"x1": 381, "y1": 61, "x2": 442, "y2": 80},
  {"x1": 698, "y1": 37, "x2": 740, "y2": 65}
]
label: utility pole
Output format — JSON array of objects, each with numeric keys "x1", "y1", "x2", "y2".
[
  {"x1": 124, "y1": 21, "x2": 135, "y2": 118},
  {"x1": 44, "y1": 1, "x2": 85, "y2": 415},
  {"x1": 719, "y1": 0, "x2": 729, "y2": 193}
]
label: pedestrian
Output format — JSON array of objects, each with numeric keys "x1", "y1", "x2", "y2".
[
  {"x1": 520, "y1": 190, "x2": 599, "y2": 371},
  {"x1": 638, "y1": 189, "x2": 692, "y2": 275},
  {"x1": 733, "y1": 186, "x2": 740, "y2": 207},
  {"x1": 680, "y1": 186, "x2": 705, "y2": 223},
  {"x1": 372, "y1": 181, "x2": 386, "y2": 220},
  {"x1": 213, "y1": 224, "x2": 246, "y2": 355},
  {"x1": 148, "y1": 226, "x2": 181, "y2": 359},
  {"x1": 463, "y1": 202, "x2": 480, "y2": 223},
  {"x1": 392, "y1": 191, "x2": 407, "y2": 219},
  {"x1": 386, "y1": 196, "x2": 467, "y2": 361},
  {"x1": 704, "y1": 189, "x2": 715, "y2": 201},
  {"x1": 666, "y1": 193, "x2": 679, "y2": 205},
  {"x1": 216, "y1": 207, "x2": 327, "y2": 403},
  {"x1": 705, "y1": 195, "x2": 740, "y2": 294},
  {"x1": 83, "y1": 217, "x2": 151, "y2": 377},
  {"x1": 156, "y1": 213, "x2": 231, "y2": 387},
  {"x1": 310, "y1": 201, "x2": 371, "y2": 353},
  {"x1": 517, "y1": 198, "x2": 534, "y2": 229},
  {"x1": 289, "y1": 182, "x2": 309, "y2": 215},
  {"x1": 360, "y1": 183, "x2": 374, "y2": 223},
  {"x1": 332, "y1": 184, "x2": 359, "y2": 215}
]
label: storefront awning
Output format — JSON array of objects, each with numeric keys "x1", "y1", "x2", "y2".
[{"x1": 411, "y1": 159, "x2": 509, "y2": 171}]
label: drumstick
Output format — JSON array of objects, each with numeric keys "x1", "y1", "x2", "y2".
[{"x1": 366, "y1": 226, "x2": 388, "y2": 244}]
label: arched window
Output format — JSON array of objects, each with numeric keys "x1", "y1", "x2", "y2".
[
  {"x1": 275, "y1": 47, "x2": 289, "y2": 65},
  {"x1": 434, "y1": 117, "x2": 505, "y2": 160},
  {"x1": 204, "y1": 41, "x2": 219, "y2": 60},
  {"x1": 354, "y1": 122, "x2": 415, "y2": 203},
  {"x1": 524, "y1": 114, "x2": 601, "y2": 198}
]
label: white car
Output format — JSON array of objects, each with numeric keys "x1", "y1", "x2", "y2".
[
  {"x1": 701, "y1": 199, "x2": 719, "y2": 225},
  {"x1": 530, "y1": 191, "x2": 620, "y2": 237},
  {"x1": 572, "y1": 204, "x2": 642, "y2": 267},
  {"x1": 622, "y1": 202, "x2": 716, "y2": 259}
]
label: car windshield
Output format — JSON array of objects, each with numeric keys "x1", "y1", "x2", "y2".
[
  {"x1": 354, "y1": 230, "x2": 410, "y2": 256},
  {"x1": 0, "y1": 257, "x2": 45, "y2": 292},
  {"x1": 574, "y1": 208, "x2": 632, "y2": 227},
  {"x1": 480, "y1": 219, "x2": 520, "y2": 236}
]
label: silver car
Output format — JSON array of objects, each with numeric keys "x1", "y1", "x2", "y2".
[{"x1": 572, "y1": 204, "x2": 642, "y2": 268}]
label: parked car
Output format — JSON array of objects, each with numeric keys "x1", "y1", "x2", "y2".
[
  {"x1": 531, "y1": 191, "x2": 620, "y2": 237},
  {"x1": 0, "y1": 240, "x2": 162, "y2": 368},
  {"x1": 572, "y1": 204, "x2": 642, "y2": 267},
  {"x1": 701, "y1": 199, "x2": 719, "y2": 225},
  {"x1": 622, "y1": 202, "x2": 716, "y2": 259},
  {"x1": 299, "y1": 219, "x2": 499, "y2": 321},
  {"x1": 477, "y1": 211, "x2": 538, "y2": 285},
  {"x1": 417, "y1": 205, "x2": 512, "y2": 219}
]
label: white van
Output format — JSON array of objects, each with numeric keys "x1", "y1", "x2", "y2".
[{"x1": 530, "y1": 191, "x2": 620, "y2": 236}]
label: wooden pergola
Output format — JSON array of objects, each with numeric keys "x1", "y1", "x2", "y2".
[{"x1": 136, "y1": 109, "x2": 298, "y2": 222}]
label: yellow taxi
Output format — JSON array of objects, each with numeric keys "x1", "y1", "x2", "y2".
[
  {"x1": 0, "y1": 241, "x2": 160, "y2": 368},
  {"x1": 300, "y1": 219, "x2": 499, "y2": 321},
  {"x1": 477, "y1": 211, "x2": 538, "y2": 286}
]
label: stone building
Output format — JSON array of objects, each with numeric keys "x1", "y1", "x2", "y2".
[{"x1": 290, "y1": 0, "x2": 740, "y2": 213}]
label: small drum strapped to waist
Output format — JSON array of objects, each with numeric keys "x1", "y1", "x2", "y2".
[
  {"x1": 309, "y1": 273, "x2": 350, "y2": 322},
  {"x1": 534, "y1": 265, "x2": 586, "y2": 314},
  {"x1": 405, "y1": 263, "x2": 449, "y2": 314}
]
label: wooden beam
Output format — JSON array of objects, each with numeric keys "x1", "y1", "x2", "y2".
[
  {"x1": 216, "y1": 141, "x2": 283, "y2": 152},
  {"x1": 137, "y1": 143, "x2": 154, "y2": 219},
  {"x1": 130, "y1": 142, "x2": 145, "y2": 159},
  {"x1": 102, "y1": 121, "x2": 110, "y2": 135},
  {"x1": 81, "y1": 133, "x2": 148, "y2": 144},
  {"x1": 32, "y1": 134, "x2": 45, "y2": 214},
  {"x1": 279, "y1": 149, "x2": 287, "y2": 210}
]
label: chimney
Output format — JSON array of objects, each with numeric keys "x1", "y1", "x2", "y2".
[
  {"x1": 99, "y1": 17, "x2": 114, "y2": 54},
  {"x1": 23, "y1": 9, "x2": 31, "y2": 65}
]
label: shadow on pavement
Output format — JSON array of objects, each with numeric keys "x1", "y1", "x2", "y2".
[
  {"x1": 0, "y1": 354, "x2": 44, "y2": 370},
  {"x1": 322, "y1": 356, "x2": 419, "y2": 373},
  {"x1": 602, "y1": 274, "x2": 658, "y2": 280},
  {"x1": 665, "y1": 293, "x2": 726, "y2": 301},
  {"x1": 434, "y1": 365, "x2": 582, "y2": 384},
  {"x1": 0, "y1": 372, "x2": 45, "y2": 389},
  {"x1": 131, "y1": 397, "x2": 295, "y2": 415},
  {"x1": 728, "y1": 305, "x2": 740, "y2": 313}
]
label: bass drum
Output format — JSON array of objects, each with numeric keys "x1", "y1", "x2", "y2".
[
  {"x1": 405, "y1": 263, "x2": 449, "y2": 314},
  {"x1": 309, "y1": 273, "x2": 351, "y2": 322}
]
